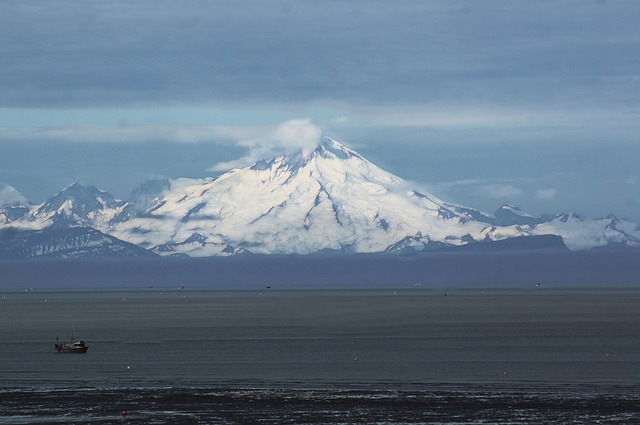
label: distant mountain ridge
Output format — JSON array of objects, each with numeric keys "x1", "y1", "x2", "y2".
[
  {"x1": 1, "y1": 138, "x2": 639, "y2": 259},
  {"x1": 0, "y1": 226, "x2": 155, "y2": 259}
]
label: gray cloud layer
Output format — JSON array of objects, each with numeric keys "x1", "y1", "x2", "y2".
[{"x1": 2, "y1": 1, "x2": 639, "y2": 114}]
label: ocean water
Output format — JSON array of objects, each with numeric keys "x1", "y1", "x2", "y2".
[{"x1": 1, "y1": 287, "x2": 639, "y2": 424}]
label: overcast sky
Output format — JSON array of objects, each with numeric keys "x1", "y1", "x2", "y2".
[{"x1": 1, "y1": 1, "x2": 639, "y2": 221}]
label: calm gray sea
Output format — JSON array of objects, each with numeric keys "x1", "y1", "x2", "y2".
[{"x1": 1, "y1": 287, "x2": 639, "y2": 423}]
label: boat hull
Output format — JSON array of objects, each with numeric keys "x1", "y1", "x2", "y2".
[{"x1": 55, "y1": 340, "x2": 89, "y2": 353}]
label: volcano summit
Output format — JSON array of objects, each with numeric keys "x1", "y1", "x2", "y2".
[{"x1": 1, "y1": 138, "x2": 639, "y2": 259}]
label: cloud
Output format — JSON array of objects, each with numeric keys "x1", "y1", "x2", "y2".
[
  {"x1": 536, "y1": 188, "x2": 557, "y2": 200},
  {"x1": 474, "y1": 184, "x2": 522, "y2": 199},
  {"x1": 272, "y1": 118, "x2": 322, "y2": 155},
  {"x1": 0, "y1": 125, "x2": 263, "y2": 144},
  {"x1": 3, "y1": 0, "x2": 639, "y2": 122},
  {"x1": 429, "y1": 178, "x2": 525, "y2": 203},
  {"x1": 427, "y1": 179, "x2": 484, "y2": 194},
  {"x1": 208, "y1": 118, "x2": 321, "y2": 171},
  {"x1": 331, "y1": 116, "x2": 350, "y2": 125}
]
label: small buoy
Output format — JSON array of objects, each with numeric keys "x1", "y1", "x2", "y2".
[
  {"x1": 121, "y1": 410, "x2": 127, "y2": 417},
  {"x1": 353, "y1": 357, "x2": 359, "y2": 362}
]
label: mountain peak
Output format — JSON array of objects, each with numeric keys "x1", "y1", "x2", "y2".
[
  {"x1": 47, "y1": 183, "x2": 119, "y2": 207},
  {"x1": 314, "y1": 137, "x2": 361, "y2": 160},
  {"x1": 248, "y1": 137, "x2": 364, "y2": 177},
  {"x1": 61, "y1": 182, "x2": 99, "y2": 194},
  {"x1": 494, "y1": 204, "x2": 541, "y2": 226},
  {"x1": 33, "y1": 183, "x2": 125, "y2": 227}
]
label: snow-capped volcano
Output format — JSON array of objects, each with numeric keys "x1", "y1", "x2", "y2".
[
  {"x1": 2, "y1": 137, "x2": 639, "y2": 258},
  {"x1": 110, "y1": 138, "x2": 512, "y2": 256}
]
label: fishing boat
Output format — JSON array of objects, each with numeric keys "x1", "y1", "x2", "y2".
[{"x1": 55, "y1": 336, "x2": 89, "y2": 353}]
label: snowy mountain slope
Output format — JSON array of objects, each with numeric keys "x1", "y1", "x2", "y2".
[
  {"x1": 1, "y1": 204, "x2": 30, "y2": 224},
  {"x1": 530, "y1": 213, "x2": 640, "y2": 250},
  {"x1": 110, "y1": 138, "x2": 501, "y2": 255}
]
